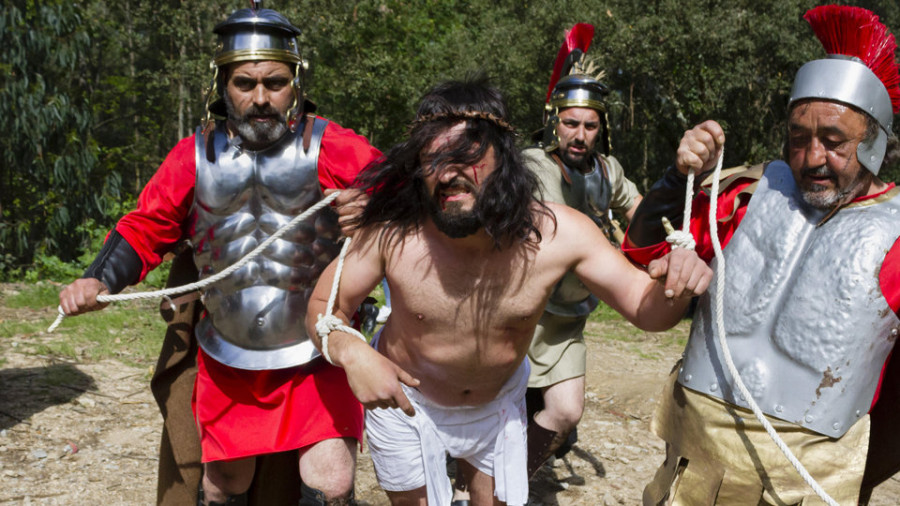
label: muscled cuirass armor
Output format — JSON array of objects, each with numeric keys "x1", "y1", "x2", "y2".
[
  {"x1": 680, "y1": 160, "x2": 900, "y2": 436},
  {"x1": 545, "y1": 154, "x2": 612, "y2": 317},
  {"x1": 189, "y1": 119, "x2": 342, "y2": 370}
]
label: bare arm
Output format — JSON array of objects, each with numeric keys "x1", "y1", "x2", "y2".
[
  {"x1": 558, "y1": 205, "x2": 711, "y2": 331},
  {"x1": 305, "y1": 229, "x2": 420, "y2": 415}
]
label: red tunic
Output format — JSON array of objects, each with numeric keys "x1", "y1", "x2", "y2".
[
  {"x1": 111, "y1": 120, "x2": 381, "y2": 461},
  {"x1": 623, "y1": 173, "x2": 900, "y2": 409}
]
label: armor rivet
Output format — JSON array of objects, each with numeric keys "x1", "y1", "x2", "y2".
[
  {"x1": 775, "y1": 405, "x2": 783, "y2": 413},
  {"x1": 892, "y1": 328, "x2": 898, "y2": 337},
  {"x1": 684, "y1": 374, "x2": 692, "y2": 382},
  {"x1": 709, "y1": 383, "x2": 718, "y2": 392},
  {"x1": 256, "y1": 318, "x2": 265, "y2": 327},
  {"x1": 856, "y1": 410, "x2": 861, "y2": 416},
  {"x1": 832, "y1": 422, "x2": 841, "y2": 431},
  {"x1": 805, "y1": 415, "x2": 814, "y2": 423}
]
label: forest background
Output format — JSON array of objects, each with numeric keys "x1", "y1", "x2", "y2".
[{"x1": 3, "y1": 0, "x2": 900, "y2": 280}]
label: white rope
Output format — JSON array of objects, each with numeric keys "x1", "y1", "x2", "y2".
[
  {"x1": 49, "y1": 191, "x2": 342, "y2": 333},
  {"x1": 313, "y1": 236, "x2": 367, "y2": 365},
  {"x1": 669, "y1": 152, "x2": 839, "y2": 506},
  {"x1": 663, "y1": 168, "x2": 697, "y2": 251}
]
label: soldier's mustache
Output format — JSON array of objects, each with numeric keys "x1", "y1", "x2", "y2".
[
  {"x1": 242, "y1": 104, "x2": 283, "y2": 121},
  {"x1": 802, "y1": 165, "x2": 833, "y2": 178}
]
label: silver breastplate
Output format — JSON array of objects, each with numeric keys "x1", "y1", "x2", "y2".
[
  {"x1": 189, "y1": 119, "x2": 341, "y2": 370},
  {"x1": 680, "y1": 160, "x2": 900, "y2": 436},
  {"x1": 545, "y1": 157, "x2": 610, "y2": 317}
]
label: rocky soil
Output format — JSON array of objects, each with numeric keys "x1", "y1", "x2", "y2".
[{"x1": 1, "y1": 308, "x2": 899, "y2": 505}]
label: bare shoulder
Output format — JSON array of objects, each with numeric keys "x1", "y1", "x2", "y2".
[
  {"x1": 349, "y1": 225, "x2": 404, "y2": 262},
  {"x1": 540, "y1": 202, "x2": 598, "y2": 235},
  {"x1": 537, "y1": 202, "x2": 609, "y2": 252}
]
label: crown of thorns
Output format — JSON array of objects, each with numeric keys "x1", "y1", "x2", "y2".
[{"x1": 410, "y1": 111, "x2": 516, "y2": 133}]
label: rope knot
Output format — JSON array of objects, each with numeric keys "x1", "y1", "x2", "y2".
[
  {"x1": 666, "y1": 230, "x2": 696, "y2": 251},
  {"x1": 315, "y1": 313, "x2": 344, "y2": 339},
  {"x1": 662, "y1": 216, "x2": 696, "y2": 251}
]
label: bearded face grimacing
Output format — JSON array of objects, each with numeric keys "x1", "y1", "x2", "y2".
[{"x1": 421, "y1": 176, "x2": 483, "y2": 238}]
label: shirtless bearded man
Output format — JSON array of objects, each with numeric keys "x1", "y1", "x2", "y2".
[{"x1": 305, "y1": 76, "x2": 713, "y2": 506}]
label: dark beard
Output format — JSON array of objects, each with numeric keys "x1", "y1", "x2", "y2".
[
  {"x1": 224, "y1": 92, "x2": 288, "y2": 150},
  {"x1": 422, "y1": 182, "x2": 483, "y2": 238},
  {"x1": 558, "y1": 142, "x2": 593, "y2": 170}
]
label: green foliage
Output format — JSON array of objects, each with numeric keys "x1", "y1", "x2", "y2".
[
  {"x1": 0, "y1": 1, "x2": 118, "y2": 272},
  {"x1": 5, "y1": 0, "x2": 900, "y2": 277}
]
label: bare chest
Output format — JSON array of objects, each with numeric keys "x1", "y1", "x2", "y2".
[{"x1": 386, "y1": 243, "x2": 555, "y2": 333}]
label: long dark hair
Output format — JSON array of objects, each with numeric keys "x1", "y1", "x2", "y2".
[{"x1": 352, "y1": 75, "x2": 553, "y2": 249}]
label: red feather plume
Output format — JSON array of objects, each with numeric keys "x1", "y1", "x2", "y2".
[
  {"x1": 545, "y1": 23, "x2": 595, "y2": 104},
  {"x1": 804, "y1": 5, "x2": 900, "y2": 113}
]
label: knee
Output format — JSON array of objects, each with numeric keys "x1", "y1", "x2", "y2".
[
  {"x1": 542, "y1": 401, "x2": 583, "y2": 432},
  {"x1": 559, "y1": 402, "x2": 584, "y2": 429},
  {"x1": 203, "y1": 461, "x2": 254, "y2": 497},
  {"x1": 299, "y1": 438, "x2": 356, "y2": 499},
  {"x1": 303, "y1": 473, "x2": 354, "y2": 501}
]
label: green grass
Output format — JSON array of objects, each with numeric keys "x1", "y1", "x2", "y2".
[
  {"x1": 41, "y1": 307, "x2": 164, "y2": 366},
  {"x1": 3, "y1": 282, "x2": 62, "y2": 309},
  {"x1": 0, "y1": 282, "x2": 165, "y2": 367},
  {"x1": 1, "y1": 279, "x2": 391, "y2": 367},
  {"x1": 587, "y1": 301, "x2": 627, "y2": 324}
]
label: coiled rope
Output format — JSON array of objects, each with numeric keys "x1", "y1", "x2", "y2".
[
  {"x1": 665, "y1": 150, "x2": 838, "y2": 506},
  {"x1": 50, "y1": 191, "x2": 345, "y2": 333}
]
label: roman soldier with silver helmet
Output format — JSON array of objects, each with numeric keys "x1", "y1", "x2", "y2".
[
  {"x1": 521, "y1": 23, "x2": 644, "y2": 480},
  {"x1": 624, "y1": 5, "x2": 900, "y2": 504},
  {"x1": 58, "y1": 3, "x2": 381, "y2": 505}
]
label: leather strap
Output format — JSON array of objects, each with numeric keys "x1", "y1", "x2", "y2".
[
  {"x1": 302, "y1": 113, "x2": 316, "y2": 153},
  {"x1": 83, "y1": 229, "x2": 142, "y2": 295}
]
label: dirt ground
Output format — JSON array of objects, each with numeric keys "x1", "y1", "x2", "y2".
[{"x1": 1, "y1": 308, "x2": 899, "y2": 505}]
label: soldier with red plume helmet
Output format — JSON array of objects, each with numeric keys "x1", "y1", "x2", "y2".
[
  {"x1": 624, "y1": 5, "x2": 900, "y2": 504},
  {"x1": 521, "y1": 23, "x2": 645, "y2": 482},
  {"x1": 58, "y1": 2, "x2": 381, "y2": 505}
]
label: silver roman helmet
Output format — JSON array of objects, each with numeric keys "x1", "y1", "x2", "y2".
[
  {"x1": 789, "y1": 5, "x2": 900, "y2": 175},
  {"x1": 203, "y1": 2, "x2": 307, "y2": 130},
  {"x1": 541, "y1": 23, "x2": 613, "y2": 155}
]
